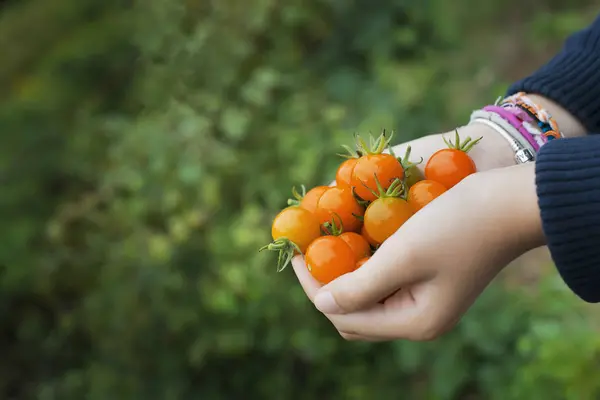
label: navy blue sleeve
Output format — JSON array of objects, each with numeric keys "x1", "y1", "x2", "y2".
[
  {"x1": 508, "y1": 15, "x2": 600, "y2": 133},
  {"x1": 509, "y1": 16, "x2": 600, "y2": 303},
  {"x1": 536, "y1": 137, "x2": 600, "y2": 302}
]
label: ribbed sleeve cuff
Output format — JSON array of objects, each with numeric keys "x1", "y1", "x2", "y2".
[
  {"x1": 536, "y1": 136, "x2": 600, "y2": 302},
  {"x1": 508, "y1": 49, "x2": 600, "y2": 133},
  {"x1": 507, "y1": 15, "x2": 600, "y2": 133}
]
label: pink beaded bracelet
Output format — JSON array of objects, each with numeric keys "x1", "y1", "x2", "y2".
[
  {"x1": 482, "y1": 105, "x2": 541, "y2": 152},
  {"x1": 500, "y1": 92, "x2": 563, "y2": 142}
]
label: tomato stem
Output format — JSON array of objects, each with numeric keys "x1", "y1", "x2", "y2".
[
  {"x1": 362, "y1": 174, "x2": 407, "y2": 200},
  {"x1": 443, "y1": 129, "x2": 483, "y2": 153},
  {"x1": 351, "y1": 187, "x2": 370, "y2": 207},
  {"x1": 322, "y1": 216, "x2": 344, "y2": 236},
  {"x1": 259, "y1": 237, "x2": 301, "y2": 272},
  {"x1": 352, "y1": 213, "x2": 364, "y2": 222},
  {"x1": 336, "y1": 144, "x2": 362, "y2": 159},
  {"x1": 287, "y1": 185, "x2": 307, "y2": 206},
  {"x1": 354, "y1": 129, "x2": 395, "y2": 155},
  {"x1": 399, "y1": 145, "x2": 423, "y2": 170}
]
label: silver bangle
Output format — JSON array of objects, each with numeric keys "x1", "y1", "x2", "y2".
[{"x1": 468, "y1": 110, "x2": 536, "y2": 164}]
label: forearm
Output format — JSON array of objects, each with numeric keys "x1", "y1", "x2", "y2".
[{"x1": 523, "y1": 94, "x2": 587, "y2": 139}]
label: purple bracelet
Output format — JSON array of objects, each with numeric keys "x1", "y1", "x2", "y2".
[
  {"x1": 483, "y1": 105, "x2": 541, "y2": 152},
  {"x1": 499, "y1": 104, "x2": 550, "y2": 149}
]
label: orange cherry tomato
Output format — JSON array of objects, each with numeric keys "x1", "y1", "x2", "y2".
[
  {"x1": 364, "y1": 197, "x2": 413, "y2": 244},
  {"x1": 356, "y1": 256, "x2": 370, "y2": 269},
  {"x1": 361, "y1": 225, "x2": 378, "y2": 247},
  {"x1": 305, "y1": 236, "x2": 357, "y2": 284},
  {"x1": 339, "y1": 232, "x2": 371, "y2": 261},
  {"x1": 316, "y1": 186, "x2": 364, "y2": 232},
  {"x1": 407, "y1": 180, "x2": 447, "y2": 212},
  {"x1": 424, "y1": 150, "x2": 476, "y2": 189},
  {"x1": 351, "y1": 154, "x2": 404, "y2": 202},
  {"x1": 300, "y1": 185, "x2": 329, "y2": 213},
  {"x1": 424, "y1": 131, "x2": 481, "y2": 189},
  {"x1": 335, "y1": 158, "x2": 358, "y2": 188},
  {"x1": 271, "y1": 206, "x2": 321, "y2": 253}
]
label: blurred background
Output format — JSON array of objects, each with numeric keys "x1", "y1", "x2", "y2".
[{"x1": 1, "y1": 0, "x2": 599, "y2": 399}]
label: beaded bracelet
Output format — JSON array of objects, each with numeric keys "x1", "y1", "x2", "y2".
[
  {"x1": 500, "y1": 92, "x2": 563, "y2": 143},
  {"x1": 468, "y1": 92, "x2": 564, "y2": 164},
  {"x1": 482, "y1": 104, "x2": 540, "y2": 151},
  {"x1": 469, "y1": 109, "x2": 536, "y2": 164}
]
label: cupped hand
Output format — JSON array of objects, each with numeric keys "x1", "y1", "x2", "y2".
[{"x1": 293, "y1": 163, "x2": 545, "y2": 341}]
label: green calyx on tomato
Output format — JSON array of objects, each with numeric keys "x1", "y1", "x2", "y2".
[
  {"x1": 444, "y1": 129, "x2": 483, "y2": 153},
  {"x1": 350, "y1": 186, "x2": 371, "y2": 208},
  {"x1": 287, "y1": 185, "x2": 307, "y2": 207},
  {"x1": 322, "y1": 216, "x2": 344, "y2": 236},
  {"x1": 353, "y1": 129, "x2": 394, "y2": 156},
  {"x1": 337, "y1": 144, "x2": 363, "y2": 159},
  {"x1": 362, "y1": 175, "x2": 406, "y2": 200},
  {"x1": 395, "y1": 145, "x2": 424, "y2": 188},
  {"x1": 259, "y1": 237, "x2": 302, "y2": 273}
]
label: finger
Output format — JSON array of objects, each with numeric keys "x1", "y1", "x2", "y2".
[
  {"x1": 291, "y1": 255, "x2": 321, "y2": 302},
  {"x1": 292, "y1": 257, "x2": 391, "y2": 341},
  {"x1": 327, "y1": 283, "x2": 456, "y2": 341},
  {"x1": 313, "y1": 233, "x2": 432, "y2": 314},
  {"x1": 337, "y1": 331, "x2": 387, "y2": 342}
]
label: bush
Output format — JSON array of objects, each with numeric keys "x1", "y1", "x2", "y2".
[{"x1": 1, "y1": 0, "x2": 598, "y2": 399}]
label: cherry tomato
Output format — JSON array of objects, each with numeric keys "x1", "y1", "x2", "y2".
[
  {"x1": 399, "y1": 145, "x2": 424, "y2": 188},
  {"x1": 340, "y1": 232, "x2": 371, "y2": 261},
  {"x1": 335, "y1": 158, "x2": 358, "y2": 188},
  {"x1": 300, "y1": 185, "x2": 329, "y2": 213},
  {"x1": 424, "y1": 130, "x2": 481, "y2": 189},
  {"x1": 356, "y1": 256, "x2": 370, "y2": 269},
  {"x1": 407, "y1": 180, "x2": 447, "y2": 212},
  {"x1": 404, "y1": 165, "x2": 424, "y2": 188},
  {"x1": 351, "y1": 154, "x2": 404, "y2": 202},
  {"x1": 316, "y1": 186, "x2": 364, "y2": 232},
  {"x1": 361, "y1": 225, "x2": 378, "y2": 247},
  {"x1": 271, "y1": 206, "x2": 320, "y2": 253},
  {"x1": 425, "y1": 150, "x2": 475, "y2": 189},
  {"x1": 364, "y1": 197, "x2": 413, "y2": 244},
  {"x1": 305, "y1": 236, "x2": 357, "y2": 284}
]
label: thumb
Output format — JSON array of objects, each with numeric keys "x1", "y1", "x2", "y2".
[{"x1": 313, "y1": 237, "x2": 430, "y2": 314}]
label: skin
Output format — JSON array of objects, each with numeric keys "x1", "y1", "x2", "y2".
[
  {"x1": 316, "y1": 187, "x2": 364, "y2": 233},
  {"x1": 364, "y1": 197, "x2": 414, "y2": 245},
  {"x1": 339, "y1": 232, "x2": 371, "y2": 261},
  {"x1": 291, "y1": 93, "x2": 586, "y2": 341},
  {"x1": 305, "y1": 236, "x2": 357, "y2": 285},
  {"x1": 300, "y1": 186, "x2": 329, "y2": 213},
  {"x1": 271, "y1": 207, "x2": 321, "y2": 253},
  {"x1": 335, "y1": 158, "x2": 358, "y2": 188},
  {"x1": 408, "y1": 180, "x2": 447, "y2": 212},
  {"x1": 351, "y1": 154, "x2": 404, "y2": 201}
]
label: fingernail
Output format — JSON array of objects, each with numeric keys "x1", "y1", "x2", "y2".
[{"x1": 314, "y1": 291, "x2": 342, "y2": 314}]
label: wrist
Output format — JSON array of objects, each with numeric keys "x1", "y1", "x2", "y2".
[
  {"x1": 474, "y1": 164, "x2": 546, "y2": 255},
  {"x1": 523, "y1": 94, "x2": 587, "y2": 139},
  {"x1": 445, "y1": 123, "x2": 517, "y2": 172}
]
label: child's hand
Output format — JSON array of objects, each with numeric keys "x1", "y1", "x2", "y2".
[{"x1": 292, "y1": 164, "x2": 545, "y2": 341}]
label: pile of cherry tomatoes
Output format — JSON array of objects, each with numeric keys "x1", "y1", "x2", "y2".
[{"x1": 260, "y1": 130, "x2": 481, "y2": 284}]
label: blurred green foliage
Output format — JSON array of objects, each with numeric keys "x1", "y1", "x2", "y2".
[{"x1": 1, "y1": 0, "x2": 598, "y2": 399}]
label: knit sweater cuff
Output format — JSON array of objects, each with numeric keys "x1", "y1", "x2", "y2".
[
  {"x1": 507, "y1": 21, "x2": 600, "y2": 133},
  {"x1": 535, "y1": 135, "x2": 600, "y2": 302}
]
